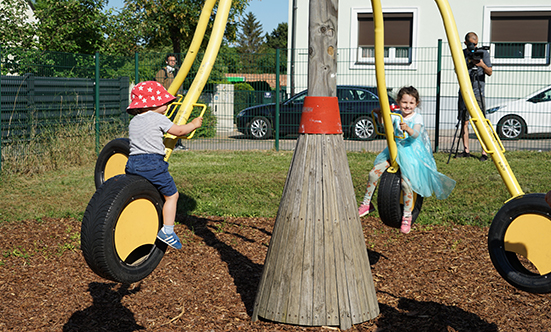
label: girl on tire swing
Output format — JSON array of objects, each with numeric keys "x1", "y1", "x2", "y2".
[
  {"x1": 126, "y1": 81, "x2": 203, "y2": 249},
  {"x1": 358, "y1": 86, "x2": 456, "y2": 234}
]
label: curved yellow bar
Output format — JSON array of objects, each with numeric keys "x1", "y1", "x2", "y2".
[
  {"x1": 166, "y1": 0, "x2": 218, "y2": 97},
  {"x1": 164, "y1": 0, "x2": 232, "y2": 160},
  {"x1": 371, "y1": 0, "x2": 399, "y2": 171},
  {"x1": 434, "y1": 0, "x2": 523, "y2": 199}
]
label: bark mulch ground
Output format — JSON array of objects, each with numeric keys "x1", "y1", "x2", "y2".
[{"x1": 1, "y1": 215, "x2": 550, "y2": 331}]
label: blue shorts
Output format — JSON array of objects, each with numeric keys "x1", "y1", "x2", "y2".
[{"x1": 125, "y1": 154, "x2": 178, "y2": 197}]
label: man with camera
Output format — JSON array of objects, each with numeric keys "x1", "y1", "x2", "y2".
[{"x1": 456, "y1": 32, "x2": 492, "y2": 161}]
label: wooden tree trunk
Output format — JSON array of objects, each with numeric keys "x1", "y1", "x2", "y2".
[{"x1": 251, "y1": 0, "x2": 379, "y2": 330}]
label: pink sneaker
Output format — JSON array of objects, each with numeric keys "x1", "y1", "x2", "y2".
[
  {"x1": 358, "y1": 202, "x2": 376, "y2": 217},
  {"x1": 400, "y1": 216, "x2": 412, "y2": 234}
]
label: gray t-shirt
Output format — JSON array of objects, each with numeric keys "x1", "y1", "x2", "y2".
[{"x1": 128, "y1": 111, "x2": 174, "y2": 155}]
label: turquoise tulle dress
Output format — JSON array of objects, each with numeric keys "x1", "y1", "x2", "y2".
[{"x1": 374, "y1": 111, "x2": 456, "y2": 199}]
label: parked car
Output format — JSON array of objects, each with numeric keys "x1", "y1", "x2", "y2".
[
  {"x1": 486, "y1": 85, "x2": 551, "y2": 140},
  {"x1": 236, "y1": 85, "x2": 398, "y2": 140}
]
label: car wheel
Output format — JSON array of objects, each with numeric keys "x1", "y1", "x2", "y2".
[
  {"x1": 497, "y1": 115, "x2": 526, "y2": 140},
  {"x1": 248, "y1": 116, "x2": 272, "y2": 139},
  {"x1": 350, "y1": 116, "x2": 376, "y2": 141}
]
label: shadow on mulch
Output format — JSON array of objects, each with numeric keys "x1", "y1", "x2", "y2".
[
  {"x1": 63, "y1": 282, "x2": 145, "y2": 332},
  {"x1": 179, "y1": 215, "x2": 265, "y2": 316},
  {"x1": 375, "y1": 293, "x2": 498, "y2": 331}
]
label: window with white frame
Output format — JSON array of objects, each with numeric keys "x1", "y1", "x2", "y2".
[
  {"x1": 356, "y1": 12, "x2": 413, "y2": 65},
  {"x1": 489, "y1": 10, "x2": 550, "y2": 65}
]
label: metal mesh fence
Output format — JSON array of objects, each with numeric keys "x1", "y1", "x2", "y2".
[{"x1": 1, "y1": 43, "x2": 550, "y2": 170}]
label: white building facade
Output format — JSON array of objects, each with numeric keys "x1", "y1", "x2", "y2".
[{"x1": 286, "y1": 0, "x2": 551, "y2": 127}]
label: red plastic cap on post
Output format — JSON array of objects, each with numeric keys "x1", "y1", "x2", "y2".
[{"x1": 298, "y1": 96, "x2": 343, "y2": 134}]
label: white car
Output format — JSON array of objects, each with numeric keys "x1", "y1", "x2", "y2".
[{"x1": 486, "y1": 85, "x2": 551, "y2": 140}]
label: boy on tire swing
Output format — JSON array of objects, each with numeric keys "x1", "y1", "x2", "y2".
[{"x1": 126, "y1": 81, "x2": 203, "y2": 249}]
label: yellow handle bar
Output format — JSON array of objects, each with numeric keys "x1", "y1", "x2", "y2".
[
  {"x1": 180, "y1": 104, "x2": 207, "y2": 140},
  {"x1": 372, "y1": 111, "x2": 406, "y2": 140}
]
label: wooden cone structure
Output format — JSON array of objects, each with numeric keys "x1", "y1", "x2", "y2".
[
  {"x1": 251, "y1": 133, "x2": 379, "y2": 330},
  {"x1": 252, "y1": 97, "x2": 379, "y2": 330},
  {"x1": 252, "y1": 1, "x2": 379, "y2": 329}
]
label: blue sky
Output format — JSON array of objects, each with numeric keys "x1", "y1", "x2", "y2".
[{"x1": 107, "y1": 0, "x2": 288, "y2": 34}]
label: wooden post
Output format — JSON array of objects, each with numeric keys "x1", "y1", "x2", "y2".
[{"x1": 252, "y1": 0, "x2": 379, "y2": 329}]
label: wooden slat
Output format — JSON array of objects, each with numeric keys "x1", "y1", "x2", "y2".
[
  {"x1": 312, "y1": 136, "x2": 327, "y2": 326},
  {"x1": 321, "y1": 135, "x2": 342, "y2": 326}
]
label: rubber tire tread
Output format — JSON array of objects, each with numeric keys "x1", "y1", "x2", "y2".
[
  {"x1": 94, "y1": 138, "x2": 130, "y2": 189},
  {"x1": 488, "y1": 193, "x2": 551, "y2": 293},
  {"x1": 81, "y1": 174, "x2": 166, "y2": 283},
  {"x1": 377, "y1": 169, "x2": 423, "y2": 229}
]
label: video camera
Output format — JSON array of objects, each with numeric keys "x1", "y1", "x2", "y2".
[{"x1": 465, "y1": 42, "x2": 490, "y2": 67}]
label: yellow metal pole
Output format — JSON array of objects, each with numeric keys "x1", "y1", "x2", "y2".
[
  {"x1": 166, "y1": 0, "x2": 218, "y2": 96},
  {"x1": 164, "y1": 0, "x2": 232, "y2": 159},
  {"x1": 371, "y1": 0, "x2": 399, "y2": 171},
  {"x1": 434, "y1": 0, "x2": 524, "y2": 199}
]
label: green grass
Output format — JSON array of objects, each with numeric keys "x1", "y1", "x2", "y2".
[{"x1": 1, "y1": 149, "x2": 550, "y2": 227}]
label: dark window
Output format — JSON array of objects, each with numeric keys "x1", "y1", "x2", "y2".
[
  {"x1": 357, "y1": 12, "x2": 413, "y2": 63},
  {"x1": 491, "y1": 11, "x2": 551, "y2": 59}
]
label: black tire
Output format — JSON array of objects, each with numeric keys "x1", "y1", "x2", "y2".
[
  {"x1": 94, "y1": 138, "x2": 130, "y2": 189},
  {"x1": 248, "y1": 116, "x2": 272, "y2": 139},
  {"x1": 81, "y1": 174, "x2": 166, "y2": 283},
  {"x1": 350, "y1": 116, "x2": 377, "y2": 141},
  {"x1": 488, "y1": 193, "x2": 551, "y2": 293},
  {"x1": 497, "y1": 115, "x2": 526, "y2": 140},
  {"x1": 377, "y1": 169, "x2": 423, "y2": 229}
]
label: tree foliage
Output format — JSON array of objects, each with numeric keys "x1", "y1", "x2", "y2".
[
  {"x1": 33, "y1": 0, "x2": 107, "y2": 54},
  {"x1": 101, "y1": 7, "x2": 144, "y2": 56},
  {"x1": 121, "y1": 0, "x2": 249, "y2": 55},
  {"x1": 236, "y1": 12, "x2": 264, "y2": 54},
  {"x1": 0, "y1": 0, "x2": 39, "y2": 48},
  {"x1": 264, "y1": 22, "x2": 288, "y2": 51}
]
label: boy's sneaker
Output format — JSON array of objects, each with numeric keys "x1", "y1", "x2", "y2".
[
  {"x1": 400, "y1": 216, "x2": 412, "y2": 234},
  {"x1": 157, "y1": 229, "x2": 182, "y2": 249},
  {"x1": 359, "y1": 202, "x2": 376, "y2": 217}
]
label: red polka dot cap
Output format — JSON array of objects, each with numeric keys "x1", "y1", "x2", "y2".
[{"x1": 127, "y1": 81, "x2": 177, "y2": 110}]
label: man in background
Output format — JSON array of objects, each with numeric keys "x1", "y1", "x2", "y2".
[
  {"x1": 456, "y1": 32, "x2": 492, "y2": 162},
  {"x1": 156, "y1": 54, "x2": 188, "y2": 151},
  {"x1": 156, "y1": 54, "x2": 178, "y2": 90}
]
